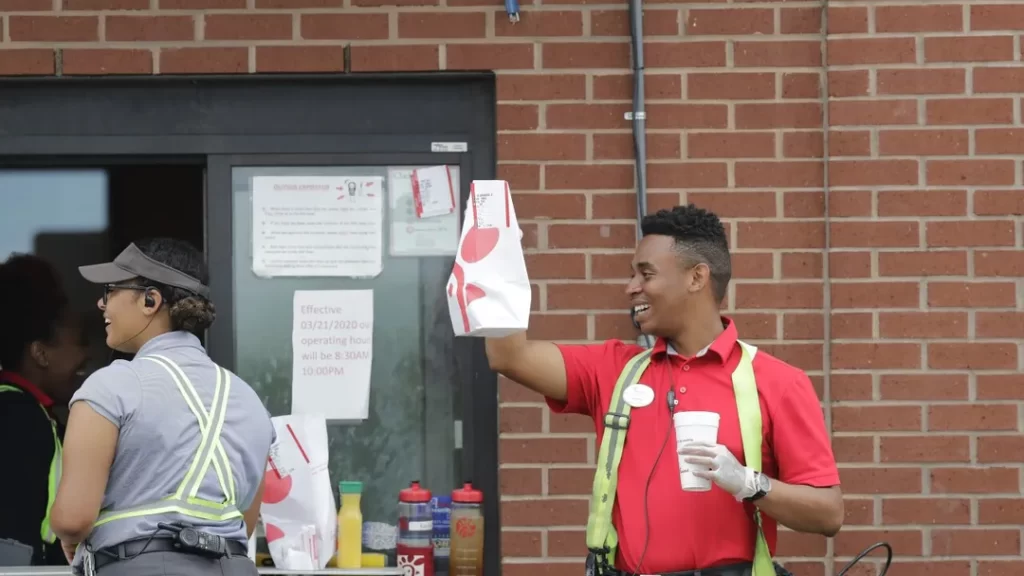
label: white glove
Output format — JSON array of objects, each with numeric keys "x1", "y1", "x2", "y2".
[{"x1": 678, "y1": 441, "x2": 758, "y2": 501}]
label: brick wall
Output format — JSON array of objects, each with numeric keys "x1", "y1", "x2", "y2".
[{"x1": 2, "y1": 0, "x2": 1022, "y2": 573}]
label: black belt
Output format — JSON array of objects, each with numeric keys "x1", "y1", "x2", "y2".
[
  {"x1": 607, "y1": 562, "x2": 752, "y2": 576},
  {"x1": 93, "y1": 537, "x2": 248, "y2": 571}
]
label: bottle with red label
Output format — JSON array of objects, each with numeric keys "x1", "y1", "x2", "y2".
[
  {"x1": 398, "y1": 481, "x2": 435, "y2": 576},
  {"x1": 449, "y1": 481, "x2": 484, "y2": 576}
]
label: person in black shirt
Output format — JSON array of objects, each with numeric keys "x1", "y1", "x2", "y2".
[{"x1": 0, "y1": 254, "x2": 89, "y2": 565}]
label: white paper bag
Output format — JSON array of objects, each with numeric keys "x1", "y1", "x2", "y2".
[
  {"x1": 447, "y1": 180, "x2": 531, "y2": 337},
  {"x1": 259, "y1": 414, "x2": 337, "y2": 570}
]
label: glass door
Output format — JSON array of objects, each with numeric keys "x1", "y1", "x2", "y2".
[{"x1": 204, "y1": 153, "x2": 493, "y2": 529}]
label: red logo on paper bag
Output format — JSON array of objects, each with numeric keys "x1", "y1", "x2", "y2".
[
  {"x1": 265, "y1": 522, "x2": 285, "y2": 544},
  {"x1": 261, "y1": 466, "x2": 291, "y2": 545},
  {"x1": 450, "y1": 182, "x2": 511, "y2": 333},
  {"x1": 263, "y1": 467, "x2": 292, "y2": 504}
]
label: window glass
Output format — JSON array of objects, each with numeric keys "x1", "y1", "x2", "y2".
[
  {"x1": 231, "y1": 165, "x2": 463, "y2": 524},
  {"x1": 0, "y1": 169, "x2": 111, "y2": 376},
  {"x1": 0, "y1": 169, "x2": 109, "y2": 256}
]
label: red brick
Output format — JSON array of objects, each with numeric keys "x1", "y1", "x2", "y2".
[
  {"x1": 300, "y1": 13, "x2": 388, "y2": 40},
  {"x1": 0, "y1": 50, "x2": 54, "y2": 75},
  {"x1": 879, "y1": 251, "x2": 968, "y2": 277},
  {"x1": 159, "y1": 47, "x2": 246, "y2": 73},
  {"x1": 106, "y1": 16, "x2": 194, "y2": 42},
  {"x1": 734, "y1": 40, "x2": 821, "y2": 67},
  {"x1": 62, "y1": 48, "x2": 152, "y2": 74},
  {"x1": 880, "y1": 436, "x2": 970, "y2": 463},
  {"x1": 9, "y1": 16, "x2": 98, "y2": 41},
  {"x1": 924, "y1": 36, "x2": 1014, "y2": 62},
  {"x1": 877, "y1": 69, "x2": 966, "y2": 95},
  {"x1": 780, "y1": 7, "x2": 820, "y2": 34},
  {"x1": 878, "y1": 190, "x2": 968, "y2": 217},
  {"x1": 591, "y1": 9, "x2": 678, "y2": 36},
  {"x1": 688, "y1": 72, "x2": 775, "y2": 100},
  {"x1": 973, "y1": 67, "x2": 1024, "y2": 93},
  {"x1": 827, "y1": 6, "x2": 867, "y2": 33},
  {"x1": 644, "y1": 41, "x2": 726, "y2": 68},
  {"x1": 879, "y1": 129, "x2": 969, "y2": 156},
  {"x1": 830, "y1": 100, "x2": 917, "y2": 126},
  {"x1": 829, "y1": 38, "x2": 916, "y2": 65},
  {"x1": 204, "y1": 14, "x2": 291, "y2": 40},
  {"x1": 927, "y1": 281, "x2": 1017, "y2": 308},
  {"x1": 926, "y1": 220, "x2": 1016, "y2": 247},
  {"x1": 689, "y1": 132, "x2": 775, "y2": 159},
  {"x1": 592, "y1": 74, "x2": 682, "y2": 100},
  {"x1": 832, "y1": 405, "x2": 922, "y2": 432},
  {"x1": 499, "y1": 133, "x2": 585, "y2": 161},
  {"x1": 830, "y1": 221, "x2": 919, "y2": 248},
  {"x1": 500, "y1": 10, "x2": 583, "y2": 37},
  {"x1": 256, "y1": 46, "x2": 343, "y2": 72},
  {"x1": 782, "y1": 72, "x2": 820, "y2": 98},
  {"x1": 542, "y1": 42, "x2": 628, "y2": 69},
  {"x1": 497, "y1": 74, "x2": 587, "y2": 101},
  {"x1": 1, "y1": 0, "x2": 54, "y2": 8},
  {"x1": 448, "y1": 43, "x2": 532, "y2": 70},
  {"x1": 927, "y1": 98, "x2": 1014, "y2": 125},
  {"x1": 397, "y1": 11, "x2": 485, "y2": 39},
  {"x1": 875, "y1": 5, "x2": 962, "y2": 32},
  {"x1": 685, "y1": 8, "x2": 773, "y2": 35}
]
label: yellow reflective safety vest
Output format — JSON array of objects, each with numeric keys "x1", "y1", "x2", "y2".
[
  {"x1": 585, "y1": 340, "x2": 774, "y2": 576},
  {"x1": 91, "y1": 354, "x2": 241, "y2": 529},
  {"x1": 0, "y1": 384, "x2": 62, "y2": 545}
]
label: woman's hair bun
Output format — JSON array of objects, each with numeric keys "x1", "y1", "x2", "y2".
[{"x1": 168, "y1": 295, "x2": 216, "y2": 334}]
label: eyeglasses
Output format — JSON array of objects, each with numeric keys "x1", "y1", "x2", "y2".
[{"x1": 103, "y1": 283, "x2": 151, "y2": 305}]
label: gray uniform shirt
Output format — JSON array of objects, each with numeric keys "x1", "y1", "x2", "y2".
[{"x1": 70, "y1": 331, "x2": 275, "y2": 561}]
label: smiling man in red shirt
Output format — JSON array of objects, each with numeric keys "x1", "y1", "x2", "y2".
[{"x1": 485, "y1": 204, "x2": 843, "y2": 576}]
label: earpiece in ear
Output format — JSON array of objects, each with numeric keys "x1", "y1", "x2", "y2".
[{"x1": 145, "y1": 292, "x2": 156, "y2": 308}]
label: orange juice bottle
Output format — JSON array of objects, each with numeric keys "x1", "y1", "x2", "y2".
[{"x1": 337, "y1": 481, "x2": 364, "y2": 569}]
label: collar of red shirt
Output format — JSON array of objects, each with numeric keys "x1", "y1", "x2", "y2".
[
  {"x1": 0, "y1": 370, "x2": 55, "y2": 409},
  {"x1": 649, "y1": 316, "x2": 739, "y2": 365}
]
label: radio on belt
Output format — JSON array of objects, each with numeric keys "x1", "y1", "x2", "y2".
[{"x1": 158, "y1": 523, "x2": 227, "y2": 557}]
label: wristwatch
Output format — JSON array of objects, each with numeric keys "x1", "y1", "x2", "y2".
[{"x1": 745, "y1": 471, "x2": 771, "y2": 502}]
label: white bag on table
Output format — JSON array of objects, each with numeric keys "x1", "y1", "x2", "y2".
[
  {"x1": 259, "y1": 414, "x2": 336, "y2": 570},
  {"x1": 447, "y1": 180, "x2": 532, "y2": 337}
]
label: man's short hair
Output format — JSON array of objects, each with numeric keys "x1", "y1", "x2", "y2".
[{"x1": 640, "y1": 204, "x2": 732, "y2": 302}]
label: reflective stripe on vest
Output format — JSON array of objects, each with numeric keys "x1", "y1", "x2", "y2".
[
  {"x1": 585, "y1": 341, "x2": 774, "y2": 576},
  {"x1": 0, "y1": 384, "x2": 62, "y2": 544},
  {"x1": 92, "y1": 355, "x2": 241, "y2": 528}
]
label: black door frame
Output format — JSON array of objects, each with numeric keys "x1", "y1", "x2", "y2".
[{"x1": 0, "y1": 72, "x2": 501, "y2": 576}]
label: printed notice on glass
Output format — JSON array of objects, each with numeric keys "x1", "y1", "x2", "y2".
[
  {"x1": 291, "y1": 290, "x2": 374, "y2": 422},
  {"x1": 388, "y1": 166, "x2": 460, "y2": 257},
  {"x1": 252, "y1": 176, "x2": 384, "y2": 278}
]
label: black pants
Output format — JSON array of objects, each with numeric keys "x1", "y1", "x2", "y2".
[
  {"x1": 95, "y1": 550, "x2": 258, "y2": 576},
  {"x1": 603, "y1": 561, "x2": 754, "y2": 576}
]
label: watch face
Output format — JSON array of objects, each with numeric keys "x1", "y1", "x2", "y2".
[{"x1": 759, "y1": 474, "x2": 771, "y2": 492}]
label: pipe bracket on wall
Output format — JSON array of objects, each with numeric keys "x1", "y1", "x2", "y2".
[{"x1": 504, "y1": 0, "x2": 520, "y2": 22}]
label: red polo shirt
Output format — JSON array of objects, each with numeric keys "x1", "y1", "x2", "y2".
[{"x1": 548, "y1": 318, "x2": 840, "y2": 573}]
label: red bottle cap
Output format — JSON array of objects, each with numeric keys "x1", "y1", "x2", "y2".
[
  {"x1": 452, "y1": 481, "x2": 483, "y2": 503},
  {"x1": 399, "y1": 480, "x2": 432, "y2": 503}
]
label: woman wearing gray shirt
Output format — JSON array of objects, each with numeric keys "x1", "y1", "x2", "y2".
[{"x1": 49, "y1": 238, "x2": 274, "y2": 576}]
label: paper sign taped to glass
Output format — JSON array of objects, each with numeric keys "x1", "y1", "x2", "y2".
[{"x1": 446, "y1": 180, "x2": 531, "y2": 338}]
